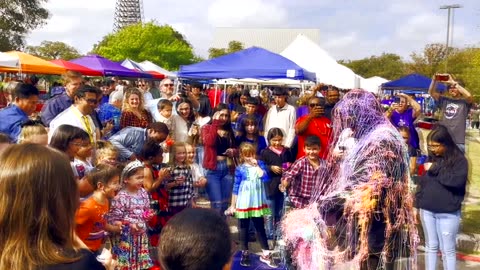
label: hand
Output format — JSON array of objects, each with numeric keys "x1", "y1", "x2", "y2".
[
  {"x1": 169, "y1": 94, "x2": 181, "y2": 102},
  {"x1": 175, "y1": 175, "x2": 186, "y2": 185},
  {"x1": 159, "y1": 168, "x2": 171, "y2": 180},
  {"x1": 194, "y1": 177, "x2": 207, "y2": 187},
  {"x1": 96, "y1": 248, "x2": 117, "y2": 270},
  {"x1": 271, "y1": 165, "x2": 282, "y2": 174},
  {"x1": 279, "y1": 182, "x2": 287, "y2": 193},
  {"x1": 112, "y1": 221, "x2": 123, "y2": 233},
  {"x1": 224, "y1": 206, "x2": 236, "y2": 216},
  {"x1": 224, "y1": 148, "x2": 235, "y2": 157},
  {"x1": 245, "y1": 157, "x2": 258, "y2": 166},
  {"x1": 213, "y1": 111, "x2": 222, "y2": 120}
]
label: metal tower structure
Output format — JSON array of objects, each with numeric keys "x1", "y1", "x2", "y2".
[{"x1": 113, "y1": 0, "x2": 144, "y2": 31}]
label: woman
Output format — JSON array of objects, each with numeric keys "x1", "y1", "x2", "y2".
[
  {"x1": 0, "y1": 144, "x2": 115, "y2": 270},
  {"x1": 414, "y1": 124, "x2": 468, "y2": 270},
  {"x1": 202, "y1": 103, "x2": 238, "y2": 216},
  {"x1": 120, "y1": 87, "x2": 153, "y2": 129},
  {"x1": 173, "y1": 98, "x2": 196, "y2": 144}
]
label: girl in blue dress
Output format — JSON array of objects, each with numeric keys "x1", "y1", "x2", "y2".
[{"x1": 225, "y1": 142, "x2": 275, "y2": 267}]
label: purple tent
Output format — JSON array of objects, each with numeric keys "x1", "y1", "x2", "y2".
[{"x1": 70, "y1": 54, "x2": 152, "y2": 78}]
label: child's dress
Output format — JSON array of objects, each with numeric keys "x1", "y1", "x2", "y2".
[
  {"x1": 107, "y1": 188, "x2": 153, "y2": 270},
  {"x1": 234, "y1": 162, "x2": 271, "y2": 219}
]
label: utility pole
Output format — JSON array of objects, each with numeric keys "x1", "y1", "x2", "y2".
[{"x1": 440, "y1": 4, "x2": 462, "y2": 72}]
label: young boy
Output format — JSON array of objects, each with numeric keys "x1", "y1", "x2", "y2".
[
  {"x1": 157, "y1": 99, "x2": 175, "y2": 163},
  {"x1": 280, "y1": 135, "x2": 325, "y2": 209}
]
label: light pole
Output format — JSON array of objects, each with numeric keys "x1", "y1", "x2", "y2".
[{"x1": 440, "y1": 4, "x2": 462, "y2": 72}]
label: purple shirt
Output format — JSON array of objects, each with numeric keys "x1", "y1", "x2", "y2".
[{"x1": 390, "y1": 108, "x2": 419, "y2": 149}]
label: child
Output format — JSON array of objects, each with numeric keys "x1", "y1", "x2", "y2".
[
  {"x1": 235, "y1": 115, "x2": 267, "y2": 157},
  {"x1": 139, "y1": 140, "x2": 171, "y2": 264},
  {"x1": 235, "y1": 97, "x2": 264, "y2": 136},
  {"x1": 260, "y1": 128, "x2": 294, "y2": 240},
  {"x1": 398, "y1": 126, "x2": 419, "y2": 177},
  {"x1": 75, "y1": 164, "x2": 122, "y2": 253},
  {"x1": 17, "y1": 120, "x2": 48, "y2": 145},
  {"x1": 95, "y1": 140, "x2": 119, "y2": 167},
  {"x1": 166, "y1": 142, "x2": 195, "y2": 216},
  {"x1": 225, "y1": 142, "x2": 274, "y2": 268},
  {"x1": 157, "y1": 99, "x2": 175, "y2": 163},
  {"x1": 107, "y1": 160, "x2": 153, "y2": 270},
  {"x1": 280, "y1": 135, "x2": 325, "y2": 210},
  {"x1": 185, "y1": 142, "x2": 207, "y2": 199}
]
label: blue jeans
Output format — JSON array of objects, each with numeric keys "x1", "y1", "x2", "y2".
[
  {"x1": 265, "y1": 192, "x2": 285, "y2": 239},
  {"x1": 205, "y1": 160, "x2": 233, "y2": 217},
  {"x1": 420, "y1": 209, "x2": 460, "y2": 270}
]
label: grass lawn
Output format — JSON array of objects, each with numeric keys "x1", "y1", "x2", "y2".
[{"x1": 461, "y1": 136, "x2": 480, "y2": 235}]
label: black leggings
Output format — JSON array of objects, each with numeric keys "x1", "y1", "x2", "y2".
[{"x1": 239, "y1": 217, "x2": 269, "y2": 251}]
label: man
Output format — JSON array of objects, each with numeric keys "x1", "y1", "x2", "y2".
[
  {"x1": 264, "y1": 88, "x2": 296, "y2": 148},
  {"x1": 295, "y1": 96, "x2": 332, "y2": 159},
  {"x1": 98, "y1": 90, "x2": 123, "y2": 137},
  {"x1": 146, "y1": 80, "x2": 161, "y2": 99},
  {"x1": 190, "y1": 83, "x2": 212, "y2": 117},
  {"x1": 49, "y1": 85, "x2": 100, "y2": 143},
  {"x1": 386, "y1": 93, "x2": 422, "y2": 150},
  {"x1": 235, "y1": 97, "x2": 264, "y2": 136},
  {"x1": 429, "y1": 74, "x2": 473, "y2": 152},
  {"x1": 41, "y1": 71, "x2": 83, "y2": 126},
  {"x1": 109, "y1": 122, "x2": 169, "y2": 161},
  {"x1": 324, "y1": 86, "x2": 340, "y2": 120},
  {"x1": 0, "y1": 83, "x2": 39, "y2": 142}
]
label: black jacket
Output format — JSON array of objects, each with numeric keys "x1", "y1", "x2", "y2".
[{"x1": 414, "y1": 155, "x2": 468, "y2": 213}]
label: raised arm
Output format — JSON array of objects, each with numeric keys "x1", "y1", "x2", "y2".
[{"x1": 428, "y1": 75, "x2": 441, "y2": 101}]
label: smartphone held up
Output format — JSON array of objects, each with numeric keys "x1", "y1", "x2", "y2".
[{"x1": 435, "y1": 74, "x2": 449, "y2": 82}]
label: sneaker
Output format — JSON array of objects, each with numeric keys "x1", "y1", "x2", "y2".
[
  {"x1": 240, "y1": 250, "x2": 251, "y2": 267},
  {"x1": 260, "y1": 253, "x2": 279, "y2": 268}
]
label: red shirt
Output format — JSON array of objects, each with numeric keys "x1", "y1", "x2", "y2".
[
  {"x1": 207, "y1": 89, "x2": 222, "y2": 108},
  {"x1": 295, "y1": 115, "x2": 332, "y2": 159}
]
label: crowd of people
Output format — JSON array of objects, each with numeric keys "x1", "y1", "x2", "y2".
[{"x1": 0, "y1": 71, "x2": 472, "y2": 270}]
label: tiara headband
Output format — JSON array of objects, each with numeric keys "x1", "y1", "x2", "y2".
[{"x1": 121, "y1": 160, "x2": 144, "y2": 182}]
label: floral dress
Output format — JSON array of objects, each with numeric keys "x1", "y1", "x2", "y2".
[{"x1": 107, "y1": 188, "x2": 153, "y2": 270}]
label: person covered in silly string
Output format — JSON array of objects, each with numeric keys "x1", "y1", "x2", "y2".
[
  {"x1": 107, "y1": 160, "x2": 154, "y2": 270},
  {"x1": 282, "y1": 89, "x2": 418, "y2": 270},
  {"x1": 225, "y1": 142, "x2": 276, "y2": 268}
]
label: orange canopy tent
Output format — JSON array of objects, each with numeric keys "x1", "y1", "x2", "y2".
[{"x1": 0, "y1": 51, "x2": 66, "y2": 75}]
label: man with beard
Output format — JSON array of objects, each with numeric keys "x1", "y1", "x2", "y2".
[{"x1": 429, "y1": 74, "x2": 473, "y2": 152}]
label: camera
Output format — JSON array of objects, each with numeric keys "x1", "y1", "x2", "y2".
[{"x1": 393, "y1": 96, "x2": 401, "y2": 103}]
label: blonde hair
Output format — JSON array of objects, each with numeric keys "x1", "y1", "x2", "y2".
[
  {"x1": 239, "y1": 142, "x2": 256, "y2": 163},
  {"x1": 18, "y1": 123, "x2": 48, "y2": 144},
  {"x1": 171, "y1": 142, "x2": 187, "y2": 165},
  {"x1": 95, "y1": 140, "x2": 118, "y2": 165},
  {"x1": 61, "y1": 71, "x2": 82, "y2": 85},
  {"x1": 122, "y1": 87, "x2": 145, "y2": 111},
  {"x1": 0, "y1": 144, "x2": 79, "y2": 270}
]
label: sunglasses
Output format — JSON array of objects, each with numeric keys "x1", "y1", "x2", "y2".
[
  {"x1": 163, "y1": 83, "x2": 174, "y2": 87},
  {"x1": 85, "y1": 98, "x2": 98, "y2": 104},
  {"x1": 309, "y1": 103, "x2": 323, "y2": 108}
]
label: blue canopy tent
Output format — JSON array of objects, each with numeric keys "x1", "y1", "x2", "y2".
[
  {"x1": 381, "y1": 73, "x2": 447, "y2": 92},
  {"x1": 178, "y1": 47, "x2": 316, "y2": 81}
]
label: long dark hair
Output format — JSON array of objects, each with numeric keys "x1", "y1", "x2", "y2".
[
  {"x1": 213, "y1": 103, "x2": 236, "y2": 144},
  {"x1": 427, "y1": 124, "x2": 464, "y2": 174}
]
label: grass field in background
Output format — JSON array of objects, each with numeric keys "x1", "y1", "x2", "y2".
[{"x1": 461, "y1": 137, "x2": 480, "y2": 234}]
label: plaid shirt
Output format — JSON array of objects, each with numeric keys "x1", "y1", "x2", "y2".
[
  {"x1": 282, "y1": 156, "x2": 325, "y2": 208},
  {"x1": 120, "y1": 109, "x2": 152, "y2": 129},
  {"x1": 168, "y1": 165, "x2": 194, "y2": 207}
]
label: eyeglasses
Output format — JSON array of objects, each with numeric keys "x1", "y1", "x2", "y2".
[
  {"x1": 163, "y1": 83, "x2": 174, "y2": 87},
  {"x1": 309, "y1": 103, "x2": 323, "y2": 108},
  {"x1": 85, "y1": 98, "x2": 98, "y2": 104},
  {"x1": 427, "y1": 144, "x2": 442, "y2": 149}
]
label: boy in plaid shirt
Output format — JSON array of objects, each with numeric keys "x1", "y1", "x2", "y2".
[{"x1": 280, "y1": 135, "x2": 325, "y2": 209}]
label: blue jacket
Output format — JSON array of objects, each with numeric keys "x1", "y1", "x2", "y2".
[
  {"x1": 109, "y1": 127, "x2": 147, "y2": 161},
  {"x1": 40, "y1": 93, "x2": 73, "y2": 126},
  {"x1": 0, "y1": 105, "x2": 28, "y2": 142}
]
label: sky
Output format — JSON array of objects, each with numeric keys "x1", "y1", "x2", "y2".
[{"x1": 26, "y1": 0, "x2": 480, "y2": 61}]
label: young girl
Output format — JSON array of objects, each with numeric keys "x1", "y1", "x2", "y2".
[
  {"x1": 185, "y1": 143, "x2": 207, "y2": 198},
  {"x1": 139, "y1": 140, "x2": 170, "y2": 265},
  {"x1": 107, "y1": 160, "x2": 153, "y2": 270},
  {"x1": 95, "y1": 140, "x2": 119, "y2": 167},
  {"x1": 225, "y1": 142, "x2": 274, "y2": 268},
  {"x1": 166, "y1": 142, "x2": 195, "y2": 216},
  {"x1": 235, "y1": 115, "x2": 267, "y2": 157},
  {"x1": 260, "y1": 128, "x2": 295, "y2": 240},
  {"x1": 75, "y1": 164, "x2": 122, "y2": 253}
]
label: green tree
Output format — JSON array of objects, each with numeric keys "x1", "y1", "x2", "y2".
[
  {"x1": 406, "y1": 43, "x2": 449, "y2": 77},
  {"x1": 447, "y1": 47, "x2": 480, "y2": 98},
  {"x1": 0, "y1": 0, "x2": 49, "y2": 51},
  {"x1": 92, "y1": 22, "x2": 197, "y2": 70},
  {"x1": 208, "y1": 40, "x2": 245, "y2": 59},
  {"x1": 339, "y1": 53, "x2": 407, "y2": 80},
  {"x1": 26, "y1": 41, "x2": 81, "y2": 60}
]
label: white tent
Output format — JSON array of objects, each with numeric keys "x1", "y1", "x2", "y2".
[
  {"x1": 0, "y1": 52, "x2": 20, "y2": 68},
  {"x1": 138, "y1": 60, "x2": 177, "y2": 78},
  {"x1": 359, "y1": 76, "x2": 389, "y2": 94},
  {"x1": 281, "y1": 35, "x2": 359, "y2": 89}
]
